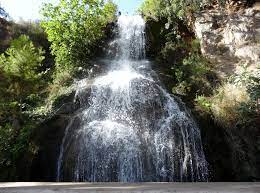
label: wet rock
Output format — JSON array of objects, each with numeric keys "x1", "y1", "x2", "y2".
[
  {"x1": 31, "y1": 83, "x2": 92, "y2": 181},
  {"x1": 31, "y1": 115, "x2": 70, "y2": 181}
]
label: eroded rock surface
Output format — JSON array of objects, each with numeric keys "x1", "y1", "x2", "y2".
[{"x1": 194, "y1": 7, "x2": 260, "y2": 77}]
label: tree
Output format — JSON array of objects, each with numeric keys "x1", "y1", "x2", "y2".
[
  {"x1": 0, "y1": 35, "x2": 45, "y2": 180},
  {"x1": 41, "y1": 0, "x2": 117, "y2": 84},
  {"x1": 0, "y1": 5, "x2": 9, "y2": 18},
  {"x1": 0, "y1": 35, "x2": 45, "y2": 121}
]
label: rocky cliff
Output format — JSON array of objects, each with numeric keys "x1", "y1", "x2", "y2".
[
  {"x1": 193, "y1": 4, "x2": 260, "y2": 181},
  {"x1": 29, "y1": 4, "x2": 260, "y2": 182},
  {"x1": 194, "y1": 6, "x2": 259, "y2": 78}
]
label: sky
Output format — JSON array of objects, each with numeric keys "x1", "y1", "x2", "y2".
[
  {"x1": 0, "y1": 0, "x2": 144, "y2": 21},
  {"x1": 115, "y1": 0, "x2": 143, "y2": 15}
]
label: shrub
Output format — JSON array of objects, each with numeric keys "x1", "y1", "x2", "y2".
[
  {"x1": 140, "y1": 0, "x2": 226, "y2": 25},
  {"x1": 196, "y1": 65, "x2": 260, "y2": 128},
  {"x1": 161, "y1": 39, "x2": 213, "y2": 97},
  {"x1": 0, "y1": 35, "x2": 45, "y2": 180},
  {"x1": 195, "y1": 95, "x2": 212, "y2": 112},
  {"x1": 0, "y1": 35, "x2": 44, "y2": 80},
  {"x1": 211, "y1": 83, "x2": 250, "y2": 127},
  {"x1": 41, "y1": 0, "x2": 117, "y2": 84},
  {"x1": 0, "y1": 35, "x2": 45, "y2": 115}
]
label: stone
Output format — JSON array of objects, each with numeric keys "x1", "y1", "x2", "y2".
[
  {"x1": 235, "y1": 45, "x2": 260, "y2": 62},
  {"x1": 194, "y1": 8, "x2": 259, "y2": 77},
  {"x1": 222, "y1": 15, "x2": 255, "y2": 50}
]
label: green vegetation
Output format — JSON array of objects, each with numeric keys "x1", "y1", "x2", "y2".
[
  {"x1": 196, "y1": 65, "x2": 260, "y2": 128},
  {"x1": 40, "y1": 0, "x2": 117, "y2": 113},
  {"x1": 140, "y1": 0, "x2": 228, "y2": 26},
  {"x1": 141, "y1": 0, "x2": 259, "y2": 180},
  {"x1": 41, "y1": 0, "x2": 117, "y2": 85},
  {"x1": 0, "y1": 0, "x2": 117, "y2": 181},
  {"x1": 141, "y1": 0, "x2": 215, "y2": 101},
  {"x1": 140, "y1": 0, "x2": 259, "y2": 128},
  {"x1": 164, "y1": 39, "x2": 213, "y2": 98},
  {"x1": 0, "y1": 0, "x2": 258, "y2": 181},
  {"x1": 0, "y1": 35, "x2": 45, "y2": 180}
]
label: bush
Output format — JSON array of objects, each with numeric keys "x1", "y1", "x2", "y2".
[
  {"x1": 140, "y1": 0, "x2": 215, "y2": 100},
  {"x1": 140, "y1": 0, "x2": 225, "y2": 25},
  {"x1": 159, "y1": 39, "x2": 213, "y2": 98},
  {"x1": 196, "y1": 65, "x2": 260, "y2": 128},
  {"x1": 41, "y1": 0, "x2": 117, "y2": 84},
  {"x1": 211, "y1": 83, "x2": 250, "y2": 127},
  {"x1": 0, "y1": 35, "x2": 44, "y2": 80},
  {"x1": 0, "y1": 35, "x2": 45, "y2": 114},
  {"x1": 0, "y1": 35, "x2": 45, "y2": 180}
]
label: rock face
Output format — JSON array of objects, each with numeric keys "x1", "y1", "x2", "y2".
[
  {"x1": 194, "y1": 6, "x2": 260, "y2": 182},
  {"x1": 31, "y1": 115, "x2": 71, "y2": 181},
  {"x1": 194, "y1": 7, "x2": 260, "y2": 77},
  {"x1": 30, "y1": 9, "x2": 259, "y2": 182},
  {"x1": 31, "y1": 81, "x2": 92, "y2": 181}
]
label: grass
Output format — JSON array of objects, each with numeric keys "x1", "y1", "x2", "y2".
[{"x1": 196, "y1": 83, "x2": 250, "y2": 127}]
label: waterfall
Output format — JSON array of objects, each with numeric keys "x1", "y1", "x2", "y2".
[{"x1": 56, "y1": 15, "x2": 208, "y2": 182}]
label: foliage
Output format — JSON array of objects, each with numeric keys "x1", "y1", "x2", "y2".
[
  {"x1": 0, "y1": 35, "x2": 45, "y2": 114},
  {"x1": 232, "y1": 65, "x2": 260, "y2": 125},
  {"x1": 141, "y1": 0, "x2": 258, "y2": 130},
  {"x1": 140, "y1": 0, "x2": 212, "y2": 24},
  {"x1": 0, "y1": 0, "x2": 118, "y2": 177},
  {"x1": 140, "y1": 0, "x2": 230, "y2": 30},
  {"x1": 10, "y1": 21, "x2": 49, "y2": 49},
  {"x1": 196, "y1": 65, "x2": 260, "y2": 128},
  {"x1": 0, "y1": 35, "x2": 45, "y2": 180},
  {"x1": 195, "y1": 95, "x2": 212, "y2": 113},
  {"x1": 0, "y1": 6, "x2": 9, "y2": 18},
  {"x1": 173, "y1": 55, "x2": 211, "y2": 96},
  {"x1": 158, "y1": 39, "x2": 213, "y2": 98},
  {"x1": 140, "y1": 0, "x2": 215, "y2": 100},
  {"x1": 139, "y1": 0, "x2": 163, "y2": 21},
  {"x1": 232, "y1": 64, "x2": 260, "y2": 101},
  {"x1": 211, "y1": 83, "x2": 250, "y2": 127},
  {"x1": 0, "y1": 35, "x2": 44, "y2": 80},
  {"x1": 41, "y1": 0, "x2": 117, "y2": 84}
]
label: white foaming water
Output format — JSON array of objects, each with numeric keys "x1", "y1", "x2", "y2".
[
  {"x1": 117, "y1": 15, "x2": 146, "y2": 60},
  {"x1": 94, "y1": 70, "x2": 143, "y2": 91},
  {"x1": 57, "y1": 15, "x2": 208, "y2": 182}
]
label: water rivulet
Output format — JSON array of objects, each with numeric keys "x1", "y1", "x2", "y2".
[{"x1": 57, "y1": 15, "x2": 208, "y2": 182}]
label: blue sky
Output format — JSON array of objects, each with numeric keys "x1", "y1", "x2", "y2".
[
  {"x1": 0, "y1": 0, "x2": 144, "y2": 21},
  {"x1": 115, "y1": 0, "x2": 143, "y2": 15}
]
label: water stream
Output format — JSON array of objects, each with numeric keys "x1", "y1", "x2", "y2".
[{"x1": 56, "y1": 15, "x2": 208, "y2": 182}]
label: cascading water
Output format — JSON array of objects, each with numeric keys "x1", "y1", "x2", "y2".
[{"x1": 57, "y1": 15, "x2": 208, "y2": 182}]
